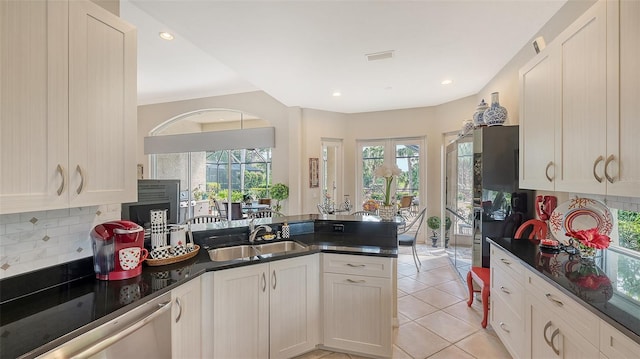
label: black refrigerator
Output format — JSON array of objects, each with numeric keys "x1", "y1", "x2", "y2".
[{"x1": 472, "y1": 126, "x2": 534, "y2": 268}]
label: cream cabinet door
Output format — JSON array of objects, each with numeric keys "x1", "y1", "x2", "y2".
[
  {"x1": 171, "y1": 277, "x2": 201, "y2": 358},
  {"x1": 0, "y1": 0, "x2": 69, "y2": 214},
  {"x1": 519, "y1": 44, "x2": 560, "y2": 191},
  {"x1": 270, "y1": 254, "x2": 320, "y2": 359},
  {"x1": 527, "y1": 295, "x2": 599, "y2": 359},
  {"x1": 323, "y1": 272, "x2": 392, "y2": 357},
  {"x1": 212, "y1": 263, "x2": 269, "y2": 359},
  {"x1": 606, "y1": 0, "x2": 640, "y2": 197},
  {"x1": 68, "y1": 0, "x2": 137, "y2": 207},
  {"x1": 554, "y1": 0, "x2": 608, "y2": 194}
]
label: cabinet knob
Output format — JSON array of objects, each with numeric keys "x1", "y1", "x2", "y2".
[
  {"x1": 346, "y1": 279, "x2": 366, "y2": 284},
  {"x1": 76, "y1": 165, "x2": 85, "y2": 194},
  {"x1": 593, "y1": 156, "x2": 604, "y2": 183},
  {"x1": 175, "y1": 297, "x2": 182, "y2": 323},
  {"x1": 500, "y1": 286, "x2": 511, "y2": 294},
  {"x1": 56, "y1": 164, "x2": 66, "y2": 196},
  {"x1": 545, "y1": 161, "x2": 554, "y2": 182},
  {"x1": 499, "y1": 322, "x2": 510, "y2": 333},
  {"x1": 346, "y1": 263, "x2": 366, "y2": 268},
  {"x1": 543, "y1": 321, "x2": 553, "y2": 347},
  {"x1": 604, "y1": 154, "x2": 616, "y2": 184},
  {"x1": 545, "y1": 293, "x2": 564, "y2": 307}
]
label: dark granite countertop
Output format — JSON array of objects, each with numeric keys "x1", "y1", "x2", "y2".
[
  {"x1": 489, "y1": 237, "x2": 640, "y2": 345},
  {"x1": 0, "y1": 216, "x2": 399, "y2": 358}
]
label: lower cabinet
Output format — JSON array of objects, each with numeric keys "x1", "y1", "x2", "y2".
[
  {"x1": 527, "y1": 294, "x2": 599, "y2": 359},
  {"x1": 171, "y1": 277, "x2": 201, "y2": 358},
  {"x1": 210, "y1": 254, "x2": 319, "y2": 359},
  {"x1": 490, "y1": 247, "x2": 526, "y2": 358},
  {"x1": 600, "y1": 320, "x2": 640, "y2": 359},
  {"x1": 491, "y1": 244, "x2": 640, "y2": 359},
  {"x1": 322, "y1": 253, "x2": 393, "y2": 358}
]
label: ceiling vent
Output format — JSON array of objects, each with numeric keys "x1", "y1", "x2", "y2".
[{"x1": 366, "y1": 50, "x2": 394, "y2": 62}]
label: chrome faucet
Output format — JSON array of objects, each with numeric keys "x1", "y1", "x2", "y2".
[{"x1": 249, "y1": 224, "x2": 272, "y2": 244}]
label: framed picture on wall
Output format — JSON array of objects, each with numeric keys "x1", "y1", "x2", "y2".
[{"x1": 309, "y1": 158, "x2": 319, "y2": 188}]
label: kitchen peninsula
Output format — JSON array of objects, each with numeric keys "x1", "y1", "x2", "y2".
[
  {"x1": 0, "y1": 215, "x2": 400, "y2": 359},
  {"x1": 489, "y1": 237, "x2": 640, "y2": 358}
]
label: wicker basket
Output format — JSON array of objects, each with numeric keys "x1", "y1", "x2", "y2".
[{"x1": 145, "y1": 245, "x2": 200, "y2": 267}]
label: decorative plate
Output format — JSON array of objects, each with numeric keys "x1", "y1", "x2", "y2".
[{"x1": 548, "y1": 198, "x2": 613, "y2": 245}]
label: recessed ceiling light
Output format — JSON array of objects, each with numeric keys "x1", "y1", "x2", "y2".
[
  {"x1": 441, "y1": 79, "x2": 453, "y2": 85},
  {"x1": 332, "y1": 91, "x2": 341, "y2": 97},
  {"x1": 159, "y1": 32, "x2": 174, "y2": 41}
]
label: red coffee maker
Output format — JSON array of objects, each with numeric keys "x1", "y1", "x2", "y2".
[{"x1": 91, "y1": 220, "x2": 147, "y2": 280}]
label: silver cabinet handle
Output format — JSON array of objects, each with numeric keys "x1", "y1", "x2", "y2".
[
  {"x1": 175, "y1": 297, "x2": 182, "y2": 323},
  {"x1": 56, "y1": 164, "x2": 66, "y2": 196},
  {"x1": 550, "y1": 328, "x2": 561, "y2": 355},
  {"x1": 545, "y1": 293, "x2": 564, "y2": 307},
  {"x1": 76, "y1": 165, "x2": 85, "y2": 194},
  {"x1": 604, "y1": 154, "x2": 615, "y2": 184},
  {"x1": 593, "y1": 155, "x2": 604, "y2": 183},
  {"x1": 545, "y1": 161, "x2": 554, "y2": 182},
  {"x1": 500, "y1": 258, "x2": 511, "y2": 265},
  {"x1": 71, "y1": 301, "x2": 172, "y2": 359},
  {"x1": 262, "y1": 272, "x2": 266, "y2": 292},
  {"x1": 499, "y1": 322, "x2": 510, "y2": 333},
  {"x1": 346, "y1": 263, "x2": 365, "y2": 267},
  {"x1": 346, "y1": 278, "x2": 366, "y2": 283},
  {"x1": 500, "y1": 286, "x2": 511, "y2": 294},
  {"x1": 543, "y1": 321, "x2": 553, "y2": 347},
  {"x1": 272, "y1": 270, "x2": 277, "y2": 290}
]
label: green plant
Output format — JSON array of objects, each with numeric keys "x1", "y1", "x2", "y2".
[
  {"x1": 270, "y1": 183, "x2": 289, "y2": 212},
  {"x1": 427, "y1": 216, "x2": 441, "y2": 238},
  {"x1": 444, "y1": 217, "x2": 452, "y2": 231}
]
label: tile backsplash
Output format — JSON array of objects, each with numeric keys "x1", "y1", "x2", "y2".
[{"x1": 0, "y1": 205, "x2": 121, "y2": 279}]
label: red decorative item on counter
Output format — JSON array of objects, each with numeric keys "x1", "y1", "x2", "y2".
[{"x1": 565, "y1": 227, "x2": 611, "y2": 250}]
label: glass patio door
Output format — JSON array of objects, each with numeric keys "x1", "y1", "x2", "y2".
[{"x1": 356, "y1": 138, "x2": 424, "y2": 214}]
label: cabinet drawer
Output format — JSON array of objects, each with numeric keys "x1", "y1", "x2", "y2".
[
  {"x1": 527, "y1": 272, "x2": 600, "y2": 345},
  {"x1": 491, "y1": 294, "x2": 525, "y2": 359},
  {"x1": 322, "y1": 254, "x2": 392, "y2": 278},
  {"x1": 491, "y1": 245, "x2": 524, "y2": 282},
  {"x1": 491, "y1": 265, "x2": 524, "y2": 317},
  {"x1": 600, "y1": 320, "x2": 640, "y2": 359}
]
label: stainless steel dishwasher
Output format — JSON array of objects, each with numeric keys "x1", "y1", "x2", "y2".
[{"x1": 36, "y1": 293, "x2": 172, "y2": 359}]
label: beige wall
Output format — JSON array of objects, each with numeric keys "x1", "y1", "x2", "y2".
[{"x1": 135, "y1": 0, "x2": 599, "y2": 222}]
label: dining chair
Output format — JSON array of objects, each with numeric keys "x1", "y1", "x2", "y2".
[
  {"x1": 398, "y1": 195, "x2": 414, "y2": 219},
  {"x1": 350, "y1": 210, "x2": 375, "y2": 216},
  {"x1": 397, "y1": 208, "x2": 426, "y2": 271},
  {"x1": 317, "y1": 204, "x2": 329, "y2": 214},
  {"x1": 181, "y1": 214, "x2": 223, "y2": 244},
  {"x1": 248, "y1": 209, "x2": 284, "y2": 219},
  {"x1": 258, "y1": 198, "x2": 272, "y2": 207},
  {"x1": 515, "y1": 219, "x2": 548, "y2": 240},
  {"x1": 213, "y1": 198, "x2": 227, "y2": 219}
]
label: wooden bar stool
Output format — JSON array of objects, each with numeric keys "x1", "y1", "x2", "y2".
[{"x1": 466, "y1": 266, "x2": 490, "y2": 328}]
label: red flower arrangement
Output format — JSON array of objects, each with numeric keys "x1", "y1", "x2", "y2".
[{"x1": 565, "y1": 227, "x2": 611, "y2": 249}]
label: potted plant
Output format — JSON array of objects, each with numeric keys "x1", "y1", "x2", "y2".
[
  {"x1": 444, "y1": 217, "x2": 452, "y2": 248},
  {"x1": 270, "y1": 183, "x2": 289, "y2": 213},
  {"x1": 427, "y1": 216, "x2": 441, "y2": 247}
]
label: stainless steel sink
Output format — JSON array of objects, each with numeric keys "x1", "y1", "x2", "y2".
[
  {"x1": 208, "y1": 245, "x2": 257, "y2": 261},
  {"x1": 256, "y1": 241, "x2": 306, "y2": 254},
  {"x1": 207, "y1": 241, "x2": 307, "y2": 262}
]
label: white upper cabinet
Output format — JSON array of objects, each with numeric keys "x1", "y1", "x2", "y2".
[
  {"x1": 519, "y1": 0, "x2": 640, "y2": 197},
  {"x1": 554, "y1": 0, "x2": 608, "y2": 194},
  {"x1": 68, "y1": 0, "x2": 137, "y2": 207},
  {"x1": 605, "y1": 0, "x2": 640, "y2": 197},
  {"x1": 0, "y1": 0, "x2": 69, "y2": 213},
  {"x1": 0, "y1": 0, "x2": 137, "y2": 214},
  {"x1": 519, "y1": 45, "x2": 560, "y2": 191}
]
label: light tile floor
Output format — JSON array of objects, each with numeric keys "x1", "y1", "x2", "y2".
[{"x1": 295, "y1": 244, "x2": 512, "y2": 359}]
